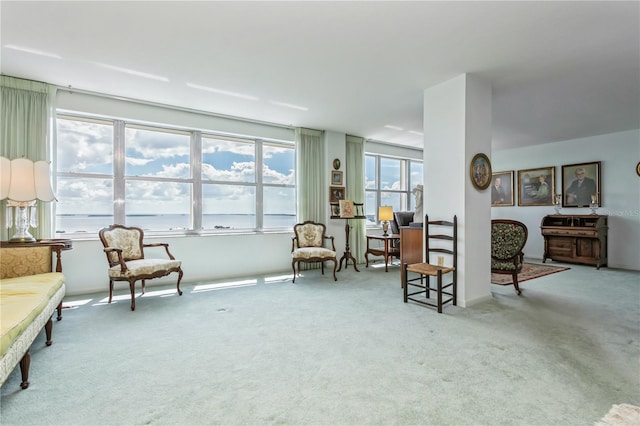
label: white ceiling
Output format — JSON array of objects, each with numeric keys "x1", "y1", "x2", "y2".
[{"x1": 1, "y1": 1, "x2": 638, "y2": 150}]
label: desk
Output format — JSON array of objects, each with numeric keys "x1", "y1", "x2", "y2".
[{"x1": 365, "y1": 234, "x2": 400, "y2": 272}]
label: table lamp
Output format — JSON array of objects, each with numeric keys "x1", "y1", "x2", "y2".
[
  {"x1": 378, "y1": 205, "x2": 393, "y2": 236},
  {"x1": 1, "y1": 156, "x2": 57, "y2": 243}
]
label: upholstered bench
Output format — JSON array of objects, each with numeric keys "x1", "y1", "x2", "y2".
[{"x1": 0, "y1": 244, "x2": 66, "y2": 389}]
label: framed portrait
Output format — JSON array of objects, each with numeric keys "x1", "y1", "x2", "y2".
[
  {"x1": 331, "y1": 170, "x2": 343, "y2": 186},
  {"x1": 329, "y1": 186, "x2": 345, "y2": 203},
  {"x1": 470, "y1": 153, "x2": 492, "y2": 190},
  {"x1": 517, "y1": 166, "x2": 555, "y2": 206},
  {"x1": 333, "y1": 158, "x2": 341, "y2": 170},
  {"x1": 491, "y1": 171, "x2": 514, "y2": 206},
  {"x1": 330, "y1": 202, "x2": 340, "y2": 217},
  {"x1": 339, "y1": 200, "x2": 355, "y2": 218},
  {"x1": 561, "y1": 161, "x2": 601, "y2": 207},
  {"x1": 354, "y1": 203, "x2": 364, "y2": 217}
]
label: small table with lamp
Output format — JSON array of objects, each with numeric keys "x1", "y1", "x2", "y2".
[{"x1": 364, "y1": 234, "x2": 400, "y2": 272}]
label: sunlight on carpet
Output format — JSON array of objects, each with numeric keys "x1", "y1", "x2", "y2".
[{"x1": 491, "y1": 262, "x2": 569, "y2": 285}]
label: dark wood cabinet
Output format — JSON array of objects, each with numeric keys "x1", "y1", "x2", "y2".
[
  {"x1": 540, "y1": 214, "x2": 607, "y2": 269},
  {"x1": 400, "y1": 227, "x2": 423, "y2": 267}
]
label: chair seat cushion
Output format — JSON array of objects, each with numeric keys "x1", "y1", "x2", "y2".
[
  {"x1": 108, "y1": 259, "x2": 182, "y2": 278},
  {"x1": 491, "y1": 260, "x2": 523, "y2": 272},
  {"x1": 292, "y1": 247, "x2": 336, "y2": 260}
]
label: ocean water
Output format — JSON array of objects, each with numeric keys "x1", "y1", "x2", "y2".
[{"x1": 55, "y1": 214, "x2": 297, "y2": 235}]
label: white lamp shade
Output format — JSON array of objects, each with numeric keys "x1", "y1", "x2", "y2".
[
  {"x1": 0, "y1": 156, "x2": 56, "y2": 202},
  {"x1": 378, "y1": 205, "x2": 394, "y2": 221},
  {"x1": 33, "y1": 159, "x2": 57, "y2": 202}
]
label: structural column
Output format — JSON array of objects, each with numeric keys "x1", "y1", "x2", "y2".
[{"x1": 423, "y1": 74, "x2": 492, "y2": 306}]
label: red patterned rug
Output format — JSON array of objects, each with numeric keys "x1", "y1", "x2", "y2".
[{"x1": 491, "y1": 262, "x2": 570, "y2": 285}]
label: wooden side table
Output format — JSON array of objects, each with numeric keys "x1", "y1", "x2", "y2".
[
  {"x1": 365, "y1": 234, "x2": 400, "y2": 272},
  {"x1": 0, "y1": 239, "x2": 72, "y2": 273}
]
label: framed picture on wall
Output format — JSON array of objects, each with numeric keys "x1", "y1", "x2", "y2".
[
  {"x1": 562, "y1": 161, "x2": 601, "y2": 207},
  {"x1": 470, "y1": 153, "x2": 492, "y2": 190},
  {"x1": 329, "y1": 186, "x2": 345, "y2": 203},
  {"x1": 491, "y1": 171, "x2": 514, "y2": 206},
  {"x1": 331, "y1": 170, "x2": 343, "y2": 185},
  {"x1": 517, "y1": 166, "x2": 555, "y2": 206}
]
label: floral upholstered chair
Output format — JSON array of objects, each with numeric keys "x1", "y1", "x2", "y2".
[
  {"x1": 491, "y1": 219, "x2": 528, "y2": 295},
  {"x1": 291, "y1": 221, "x2": 337, "y2": 283},
  {"x1": 98, "y1": 224, "x2": 183, "y2": 310}
]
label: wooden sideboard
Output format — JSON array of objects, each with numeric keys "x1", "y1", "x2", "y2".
[{"x1": 540, "y1": 214, "x2": 607, "y2": 269}]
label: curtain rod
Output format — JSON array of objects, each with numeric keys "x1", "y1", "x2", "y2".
[{"x1": 55, "y1": 85, "x2": 296, "y2": 131}]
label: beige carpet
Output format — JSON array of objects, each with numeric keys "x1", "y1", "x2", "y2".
[
  {"x1": 491, "y1": 262, "x2": 569, "y2": 285},
  {"x1": 595, "y1": 403, "x2": 640, "y2": 426}
]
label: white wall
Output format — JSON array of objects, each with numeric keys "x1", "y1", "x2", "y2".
[
  {"x1": 492, "y1": 129, "x2": 640, "y2": 270},
  {"x1": 63, "y1": 232, "x2": 294, "y2": 296}
]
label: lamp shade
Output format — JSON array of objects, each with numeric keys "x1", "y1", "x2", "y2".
[
  {"x1": 0, "y1": 156, "x2": 56, "y2": 202},
  {"x1": 378, "y1": 205, "x2": 393, "y2": 221}
]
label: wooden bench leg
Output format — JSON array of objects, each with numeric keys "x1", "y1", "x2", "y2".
[
  {"x1": 45, "y1": 317, "x2": 53, "y2": 346},
  {"x1": 19, "y1": 350, "x2": 30, "y2": 389}
]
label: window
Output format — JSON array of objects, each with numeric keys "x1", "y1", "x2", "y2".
[
  {"x1": 364, "y1": 154, "x2": 423, "y2": 226},
  {"x1": 55, "y1": 114, "x2": 295, "y2": 236}
]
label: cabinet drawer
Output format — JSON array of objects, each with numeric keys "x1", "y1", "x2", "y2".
[{"x1": 548, "y1": 238, "x2": 573, "y2": 249}]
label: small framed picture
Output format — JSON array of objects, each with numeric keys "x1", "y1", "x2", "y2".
[
  {"x1": 339, "y1": 200, "x2": 355, "y2": 218},
  {"x1": 329, "y1": 186, "x2": 345, "y2": 203},
  {"x1": 331, "y1": 170, "x2": 343, "y2": 186},
  {"x1": 562, "y1": 161, "x2": 601, "y2": 207},
  {"x1": 517, "y1": 166, "x2": 555, "y2": 206},
  {"x1": 330, "y1": 203, "x2": 340, "y2": 217},
  {"x1": 491, "y1": 171, "x2": 514, "y2": 206},
  {"x1": 470, "y1": 153, "x2": 492, "y2": 190}
]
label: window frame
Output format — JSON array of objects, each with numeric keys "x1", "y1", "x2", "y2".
[
  {"x1": 365, "y1": 153, "x2": 423, "y2": 226},
  {"x1": 54, "y1": 113, "x2": 296, "y2": 238}
]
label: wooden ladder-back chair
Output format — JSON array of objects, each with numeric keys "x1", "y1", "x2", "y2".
[
  {"x1": 291, "y1": 221, "x2": 338, "y2": 283},
  {"x1": 491, "y1": 219, "x2": 528, "y2": 295},
  {"x1": 98, "y1": 224, "x2": 183, "y2": 311},
  {"x1": 402, "y1": 214, "x2": 457, "y2": 313}
]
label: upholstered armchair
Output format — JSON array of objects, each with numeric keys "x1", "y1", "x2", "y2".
[
  {"x1": 491, "y1": 219, "x2": 528, "y2": 295},
  {"x1": 291, "y1": 221, "x2": 338, "y2": 283},
  {"x1": 98, "y1": 224, "x2": 183, "y2": 310}
]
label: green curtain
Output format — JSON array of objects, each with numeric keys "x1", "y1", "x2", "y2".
[
  {"x1": 295, "y1": 127, "x2": 325, "y2": 222},
  {"x1": 0, "y1": 75, "x2": 56, "y2": 240},
  {"x1": 346, "y1": 135, "x2": 366, "y2": 263},
  {"x1": 294, "y1": 127, "x2": 325, "y2": 271}
]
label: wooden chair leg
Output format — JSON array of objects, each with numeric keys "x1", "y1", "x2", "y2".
[
  {"x1": 57, "y1": 302, "x2": 63, "y2": 321},
  {"x1": 332, "y1": 259, "x2": 337, "y2": 281},
  {"x1": 108, "y1": 279, "x2": 114, "y2": 303},
  {"x1": 437, "y1": 270, "x2": 443, "y2": 313},
  {"x1": 402, "y1": 263, "x2": 408, "y2": 302},
  {"x1": 513, "y1": 273, "x2": 522, "y2": 295},
  {"x1": 291, "y1": 260, "x2": 297, "y2": 283},
  {"x1": 176, "y1": 269, "x2": 184, "y2": 296},
  {"x1": 129, "y1": 280, "x2": 136, "y2": 311}
]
